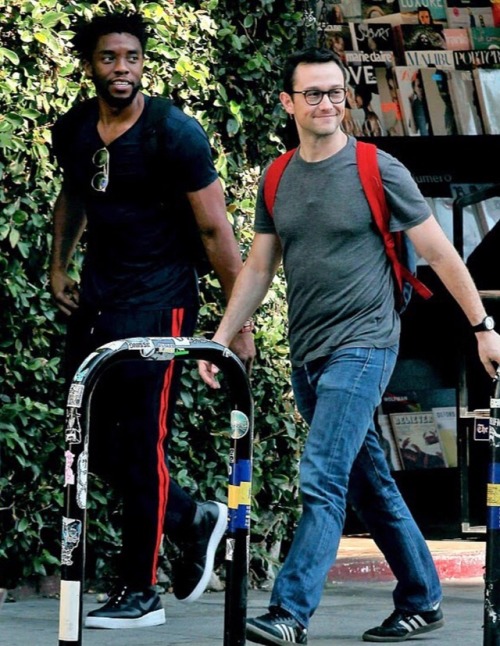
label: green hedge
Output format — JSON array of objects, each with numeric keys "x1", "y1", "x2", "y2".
[{"x1": 0, "y1": 0, "x2": 313, "y2": 591}]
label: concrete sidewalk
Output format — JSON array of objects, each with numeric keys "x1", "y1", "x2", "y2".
[
  {"x1": 0, "y1": 579, "x2": 487, "y2": 645},
  {"x1": 0, "y1": 536, "x2": 489, "y2": 645}
]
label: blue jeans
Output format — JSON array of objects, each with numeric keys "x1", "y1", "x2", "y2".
[{"x1": 270, "y1": 346, "x2": 442, "y2": 627}]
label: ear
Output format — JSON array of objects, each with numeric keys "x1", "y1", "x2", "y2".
[
  {"x1": 280, "y1": 91, "x2": 295, "y2": 117},
  {"x1": 83, "y1": 60, "x2": 93, "y2": 79}
]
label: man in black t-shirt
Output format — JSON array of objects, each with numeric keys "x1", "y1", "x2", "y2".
[{"x1": 50, "y1": 11, "x2": 254, "y2": 630}]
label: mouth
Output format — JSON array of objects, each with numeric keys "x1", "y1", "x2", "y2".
[{"x1": 110, "y1": 80, "x2": 132, "y2": 89}]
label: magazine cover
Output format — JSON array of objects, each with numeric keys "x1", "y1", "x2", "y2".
[
  {"x1": 446, "y1": 69, "x2": 484, "y2": 135},
  {"x1": 376, "y1": 407, "x2": 404, "y2": 470},
  {"x1": 349, "y1": 21, "x2": 397, "y2": 51},
  {"x1": 390, "y1": 412, "x2": 447, "y2": 470},
  {"x1": 446, "y1": 0, "x2": 494, "y2": 28},
  {"x1": 344, "y1": 54, "x2": 387, "y2": 135},
  {"x1": 468, "y1": 26, "x2": 500, "y2": 49},
  {"x1": 394, "y1": 66, "x2": 432, "y2": 135},
  {"x1": 399, "y1": 0, "x2": 447, "y2": 24},
  {"x1": 473, "y1": 67, "x2": 500, "y2": 133},
  {"x1": 420, "y1": 68, "x2": 458, "y2": 135},
  {"x1": 321, "y1": 24, "x2": 355, "y2": 62},
  {"x1": 317, "y1": 0, "x2": 363, "y2": 23},
  {"x1": 432, "y1": 406, "x2": 458, "y2": 467},
  {"x1": 444, "y1": 27, "x2": 472, "y2": 50},
  {"x1": 396, "y1": 23, "x2": 447, "y2": 50},
  {"x1": 375, "y1": 64, "x2": 406, "y2": 134},
  {"x1": 362, "y1": 0, "x2": 401, "y2": 22}
]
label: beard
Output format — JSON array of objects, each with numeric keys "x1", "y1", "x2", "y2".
[{"x1": 93, "y1": 76, "x2": 142, "y2": 109}]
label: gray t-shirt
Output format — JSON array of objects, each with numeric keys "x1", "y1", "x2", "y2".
[{"x1": 254, "y1": 136, "x2": 431, "y2": 367}]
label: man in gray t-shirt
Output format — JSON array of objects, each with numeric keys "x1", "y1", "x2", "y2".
[
  {"x1": 200, "y1": 47, "x2": 500, "y2": 645},
  {"x1": 254, "y1": 136, "x2": 429, "y2": 367}
]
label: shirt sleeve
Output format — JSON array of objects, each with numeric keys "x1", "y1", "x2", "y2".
[
  {"x1": 166, "y1": 109, "x2": 219, "y2": 193},
  {"x1": 254, "y1": 164, "x2": 278, "y2": 234},
  {"x1": 378, "y1": 149, "x2": 432, "y2": 232}
]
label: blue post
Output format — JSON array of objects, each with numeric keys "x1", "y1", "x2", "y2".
[{"x1": 57, "y1": 337, "x2": 253, "y2": 646}]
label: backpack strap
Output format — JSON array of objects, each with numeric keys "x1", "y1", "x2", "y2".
[
  {"x1": 140, "y1": 96, "x2": 211, "y2": 276},
  {"x1": 142, "y1": 96, "x2": 173, "y2": 158},
  {"x1": 145, "y1": 96, "x2": 173, "y2": 127},
  {"x1": 263, "y1": 148, "x2": 297, "y2": 216},
  {"x1": 356, "y1": 141, "x2": 432, "y2": 303}
]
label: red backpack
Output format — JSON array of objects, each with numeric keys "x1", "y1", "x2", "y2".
[{"x1": 263, "y1": 141, "x2": 433, "y2": 313}]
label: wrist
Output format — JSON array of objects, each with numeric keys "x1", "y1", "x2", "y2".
[
  {"x1": 238, "y1": 318, "x2": 255, "y2": 334},
  {"x1": 472, "y1": 315, "x2": 495, "y2": 333}
]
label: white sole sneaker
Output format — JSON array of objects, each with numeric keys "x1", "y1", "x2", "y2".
[
  {"x1": 180, "y1": 501, "x2": 228, "y2": 603},
  {"x1": 85, "y1": 607, "x2": 165, "y2": 629}
]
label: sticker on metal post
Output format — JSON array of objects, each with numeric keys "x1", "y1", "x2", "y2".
[
  {"x1": 230, "y1": 410, "x2": 249, "y2": 439},
  {"x1": 487, "y1": 483, "x2": 500, "y2": 507}
]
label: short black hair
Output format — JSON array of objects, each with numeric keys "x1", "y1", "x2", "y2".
[
  {"x1": 283, "y1": 47, "x2": 347, "y2": 95},
  {"x1": 72, "y1": 11, "x2": 149, "y2": 62}
]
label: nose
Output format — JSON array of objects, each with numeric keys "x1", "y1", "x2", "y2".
[
  {"x1": 113, "y1": 56, "x2": 129, "y2": 73},
  {"x1": 318, "y1": 92, "x2": 334, "y2": 108}
]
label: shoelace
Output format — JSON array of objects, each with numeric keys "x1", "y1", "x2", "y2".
[{"x1": 108, "y1": 586, "x2": 128, "y2": 606}]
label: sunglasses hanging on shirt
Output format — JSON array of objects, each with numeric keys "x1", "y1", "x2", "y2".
[{"x1": 91, "y1": 147, "x2": 110, "y2": 192}]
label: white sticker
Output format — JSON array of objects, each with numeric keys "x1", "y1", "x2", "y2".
[{"x1": 58, "y1": 579, "x2": 81, "y2": 641}]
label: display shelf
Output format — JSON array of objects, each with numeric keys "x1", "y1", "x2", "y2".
[{"x1": 359, "y1": 135, "x2": 500, "y2": 197}]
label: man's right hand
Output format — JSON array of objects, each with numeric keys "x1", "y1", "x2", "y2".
[
  {"x1": 50, "y1": 270, "x2": 80, "y2": 316},
  {"x1": 198, "y1": 359, "x2": 221, "y2": 389}
]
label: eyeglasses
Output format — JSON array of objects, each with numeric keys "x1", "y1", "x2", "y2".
[
  {"x1": 291, "y1": 88, "x2": 347, "y2": 105},
  {"x1": 91, "y1": 147, "x2": 110, "y2": 192}
]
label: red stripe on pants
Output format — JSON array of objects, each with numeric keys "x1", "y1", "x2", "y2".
[{"x1": 151, "y1": 309, "x2": 185, "y2": 583}]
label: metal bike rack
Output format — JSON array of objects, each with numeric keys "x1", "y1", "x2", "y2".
[
  {"x1": 484, "y1": 371, "x2": 500, "y2": 645},
  {"x1": 57, "y1": 337, "x2": 253, "y2": 646}
]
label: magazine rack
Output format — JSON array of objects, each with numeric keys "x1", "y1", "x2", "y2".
[{"x1": 453, "y1": 185, "x2": 500, "y2": 535}]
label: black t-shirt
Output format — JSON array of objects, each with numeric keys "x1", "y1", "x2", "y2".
[{"x1": 51, "y1": 95, "x2": 218, "y2": 309}]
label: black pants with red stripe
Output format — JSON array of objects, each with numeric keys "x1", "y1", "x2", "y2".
[{"x1": 65, "y1": 304, "x2": 199, "y2": 588}]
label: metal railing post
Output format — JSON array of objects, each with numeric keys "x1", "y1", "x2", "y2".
[
  {"x1": 484, "y1": 370, "x2": 500, "y2": 645},
  {"x1": 57, "y1": 337, "x2": 253, "y2": 646}
]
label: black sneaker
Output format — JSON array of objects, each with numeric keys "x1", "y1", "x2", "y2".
[
  {"x1": 173, "y1": 500, "x2": 227, "y2": 603},
  {"x1": 84, "y1": 584, "x2": 165, "y2": 629},
  {"x1": 362, "y1": 606, "x2": 444, "y2": 642},
  {"x1": 246, "y1": 608, "x2": 308, "y2": 645}
]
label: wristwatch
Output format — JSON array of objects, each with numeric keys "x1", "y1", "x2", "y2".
[{"x1": 472, "y1": 316, "x2": 495, "y2": 332}]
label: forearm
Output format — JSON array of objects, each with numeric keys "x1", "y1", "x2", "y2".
[
  {"x1": 200, "y1": 225, "x2": 245, "y2": 303},
  {"x1": 215, "y1": 273, "x2": 269, "y2": 345},
  {"x1": 49, "y1": 188, "x2": 87, "y2": 315},
  {"x1": 50, "y1": 188, "x2": 87, "y2": 275},
  {"x1": 426, "y1": 244, "x2": 487, "y2": 327},
  {"x1": 213, "y1": 234, "x2": 282, "y2": 346},
  {"x1": 410, "y1": 215, "x2": 487, "y2": 325},
  {"x1": 187, "y1": 179, "x2": 244, "y2": 302}
]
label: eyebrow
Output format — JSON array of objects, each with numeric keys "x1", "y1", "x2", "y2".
[
  {"x1": 301, "y1": 84, "x2": 345, "y2": 90},
  {"x1": 97, "y1": 48, "x2": 141, "y2": 55}
]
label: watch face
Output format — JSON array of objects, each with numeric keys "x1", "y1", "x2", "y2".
[{"x1": 485, "y1": 316, "x2": 495, "y2": 330}]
